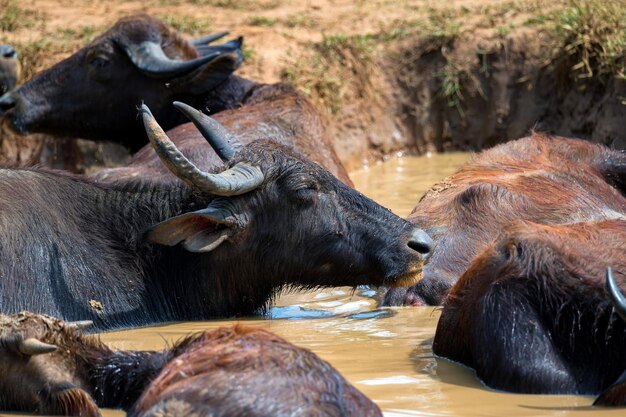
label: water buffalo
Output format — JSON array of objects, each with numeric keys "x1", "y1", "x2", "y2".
[
  {"x1": 130, "y1": 325, "x2": 382, "y2": 417},
  {"x1": 0, "y1": 312, "x2": 382, "y2": 416},
  {"x1": 433, "y1": 219, "x2": 626, "y2": 403},
  {"x1": 0, "y1": 15, "x2": 243, "y2": 151},
  {"x1": 92, "y1": 82, "x2": 352, "y2": 186},
  {"x1": 383, "y1": 133, "x2": 626, "y2": 306},
  {"x1": 0, "y1": 102, "x2": 431, "y2": 331},
  {"x1": 0, "y1": 44, "x2": 18, "y2": 95}
]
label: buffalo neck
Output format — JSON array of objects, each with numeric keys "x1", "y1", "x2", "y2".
[
  {"x1": 83, "y1": 178, "x2": 279, "y2": 328},
  {"x1": 86, "y1": 347, "x2": 171, "y2": 410}
]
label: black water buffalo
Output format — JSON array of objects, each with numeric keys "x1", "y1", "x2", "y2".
[
  {"x1": 0, "y1": 102, "x2": 431, "y2": 331},
  {"x1": 0, "y1": 15, "x2": 243, "y2": 151},
  {"x1": 0, "y1": 312, "x2": 382, "y2": 416},
  {"x1": 382, "y1": 133, "x2": 626, "y2": 306},
  {"x1": 0, "y1": 44, "x2": 18, "y2": 95},
  {"x1": 434, "y1": 220, "x2": 626, "y2": 405}
]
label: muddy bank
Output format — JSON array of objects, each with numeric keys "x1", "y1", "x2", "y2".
[
  {"x1": 1, "y1": 6, "x2": 624, "y2": 173},
  {"x1": 319, "y1": 27, "x2": 625, "y2": 170}
]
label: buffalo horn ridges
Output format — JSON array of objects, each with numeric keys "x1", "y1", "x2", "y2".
[
  {"x1": 606, "y1": 267, "x2": 626, "y2": 322},
  {"x1": 19, "y1": 338, "x2": 58, "y2": 356},
  {"x1": 126, "y1": 41, "x2": 220, "y2": 78},
  {"x1": 191, "y1": 31, "x2": 229, "y2": 46},
  {"x1": 140, "y1": 104, "x2": 264, "y2": 196},
  {"x1": 173, "y1": 101, "x2": 240, "y2": 162}
]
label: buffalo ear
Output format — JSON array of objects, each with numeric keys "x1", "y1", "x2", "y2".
[
  {"x1": 147, "y1": 206, "x2": 240, "y2": 253},
  {"x1": 170, "y1": 40, "x2": 243, "y2": 94}
]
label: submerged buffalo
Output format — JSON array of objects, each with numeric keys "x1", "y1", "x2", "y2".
[
  {"x1": 92, "y1": 82, "x2": 351, "y2": 185},
  {"x1": 0, "y1": 44, "x2": 18, "y2": 95},
  {"x1": 434, "y1": 220, "x2": 626, "y2": 405},
  {"x1": 383, "y1": 133, "x2": 626, "y2": 306},
  {"x1": 0, "y1": 102, "x2": 431, "y2": 331},
  {"x1": 0, "y1": 312, "x2": 382, "y2": 416},
  {"x1": 0, "y1": 15, "x2": 243, "y2": 150}
]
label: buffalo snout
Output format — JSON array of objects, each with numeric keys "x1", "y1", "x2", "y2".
[
  {"x1": 0, "y1": 92, "x2": 16, "y2": 114},
  {"x1": 407, "y1": 228, "x2": 433, "y2": 258}
]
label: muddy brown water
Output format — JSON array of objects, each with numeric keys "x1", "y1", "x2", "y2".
[{"x1": 3, "y1": 152, "x2": 622, "y2": 417}]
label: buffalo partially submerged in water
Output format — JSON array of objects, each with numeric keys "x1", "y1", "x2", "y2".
[
  {"x1": 0, "y1": 312, "x2": 382, "y2": 416},
  {"x1": 0, "y1": 102, "x2": 431, "y2": 331},
  {"x1": 0, "y1": 44, "x2": 18, "y2": 95},
  {"x1": 0, "y1": 15, "x2": 243, "y2": 150},
  {"x1": 434, "y1": 220, "x2": 626, "y2": 405},
  {"x1": 92, "y1": 82, "x2": 351, "y2": 185},
  {"x1": 383, "y1": 134, "x2": 626, "y2": 306}
]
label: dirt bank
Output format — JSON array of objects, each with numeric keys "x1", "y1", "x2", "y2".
[{"x1": 0, "y1": 0, "x2": 624, "y2": 172}]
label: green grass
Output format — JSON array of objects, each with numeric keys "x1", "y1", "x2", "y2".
[
  {"x1": 282, "y1": 14, "x2": 316, "y2": 29},
  {"x1": 0, "y1": 0, "x2": 39, "y2": 32},
  {"x1": 439, "y1": 64, "x2": 465, "y2": 116},
  {"x1": 248, "y1": 16, "x2": 276, "y2": 27},
  {"x1": 551, "y1": 0, "x2": 626, "y2": 80}
]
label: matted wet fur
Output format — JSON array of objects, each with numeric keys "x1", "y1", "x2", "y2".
[
  {"x1": 0, "y1": 312, "x2": 381, "y2": 417},
  {"x1": 383, "y1": 133, "x2": 626, "y2": 306},
  {"x1": 433, "y1": 220, "x2": 626, "y2": 404}
]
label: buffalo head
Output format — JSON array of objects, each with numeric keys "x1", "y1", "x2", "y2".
[
  {"x1": 0, "y1": 312, "x2": 100, "y2": 416},
  {"x1": 0, "y1": 15, "x2": 242, "y2": 150},
  {"x1": 141, "y1": 102, "x2": 433, "y2": 290},
  {"x1": 0, "y1": 45, "x2": 19, "y2": 95}
]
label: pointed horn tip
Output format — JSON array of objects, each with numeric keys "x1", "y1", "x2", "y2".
[
  {"x1": 65, "y1": 320, "x2": 93, "y2": 331},
  {"x1": 173, "y1": 101, "x2": 202, "y2": 118},
  {"x1": 20, "y1": 338, "x2": 58, "y2": 356},
  {"x1": 138, "y1": 104, "x2": 155, "y2": 122}
]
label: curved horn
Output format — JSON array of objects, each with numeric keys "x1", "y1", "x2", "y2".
[
  {"x1": 125, "y1": 41, "x2": 220, "y2": 78},
  {"x1": 607, "y1": 267, "x2": 626, "y2": 322},
  {"x1": 19, "y1": 338, "x2": 58, "y2": 356},
  {"x1": 140, "y1": 104, "x2": 264, "y2": 196},
  {"x1": 65, "y1": 320, "x2": 93, "y2": 331},
  {"x1": 191, "y1": 31, "x2": 229, "y2": 46},
  {"x1": 173, "y1": 101, "x2": 241, "y2": 161}
]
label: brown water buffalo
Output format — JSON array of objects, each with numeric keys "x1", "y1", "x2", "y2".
[
  {"x1": 92, "y1": 82, "x2": 352, "y2": 186},
  {"x1": 0, "y1": 102, "x2": 431, "y2": 331},
  {"x1": 382, "y1": 133, "x2": 626, "y2": 306},
  {"x1": 0, "y1": 15, "x2": 243, "y2": 151},
  {"x1": 0, "y1": 44, "x2": 18, "y2": 95},
  {"x1": 433, "y1": 220, "x2": 626, "y2": 403},
  {"x1": 0, "y1": 312, "x2": 382, "y2": 416}
]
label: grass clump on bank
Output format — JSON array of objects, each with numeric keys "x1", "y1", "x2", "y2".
[
  {"x1": 282, "y1": 33, "x2": 377, "y2": 115},
  {"x1": 0, "y1": 0, "x2": 41, "y2": 32},
  {"x1": 551, "y1": 0, "x2": 625, "y2": 81}
]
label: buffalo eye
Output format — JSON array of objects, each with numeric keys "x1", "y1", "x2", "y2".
[
  {"x1": 89, "y1": 55, "x2": 110, "y2": 69},
  {"x1": 292, "y1": 180, "x2": 320, "y2": 205}
]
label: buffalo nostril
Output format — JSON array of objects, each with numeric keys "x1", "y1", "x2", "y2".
[
  {"x1": 1, "y1": 48, "x2": 16, "y2": 59},
  {"x1": 0, "y1": 93, "x2": 16, "y2": 113},
  {"x1": 408, "y1": 229, "x2": 433, "y2": 256}
]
